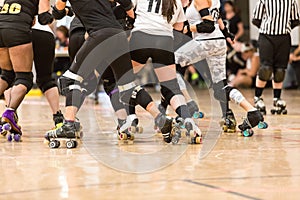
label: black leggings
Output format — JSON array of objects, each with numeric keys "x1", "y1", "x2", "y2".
[{"x1": 32, "y1": 29, "x2": 57, "y2": 92}]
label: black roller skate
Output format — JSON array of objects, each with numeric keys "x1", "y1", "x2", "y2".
[
  {"x1": 155, "y1": 113, "x2": 173, "y2": 143},
  {"x1": 183, "y1": 118, "x2": 202, "y2": 144},
  {"x1": 1, "y1": 109, "x2": 22, "y2": 142},
  {"x1": 238, "y1": 110, "x2": 268, "y2": 137},
  {"x1": 270, "y1": 98, "x2": 287, "y2": 115},
  {"x1": 254, "y1": 97, "x2": 266, "y2": 115},
  {"x1": 45, "y1": 121, "x2": 78, "y2": 148},
  {"x1": 221, "y1": 109, "x2": 236, "y2": 133}
]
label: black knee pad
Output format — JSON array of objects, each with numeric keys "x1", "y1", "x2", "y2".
[
  {"x1": 36, "y1": 76, "x2": 57, "y2": 93},
  {"x1": 0, "y1": 69, "x2": 15, "y2": 88},
  {"x1": 258, "y1": 65, "x2": 273, "y2": 81},
  {"x1": 132, "y1": 86, "x2": 153, "y2": 109},
  {"x1": 160, "y1": 79, "x2": 182, "y2": 104},
  {"x1": 14, "y1": 72, "x2": 33, "y2": 93},
  {"x1": 212, "y1": 80, "x2": 230, "y2": 103},
  {"x1": 273, "y1": 68, "x2": 286, "y2": 83},
  {"x1": 58, "y1": 70, "x2": 84, "y2": 96}
]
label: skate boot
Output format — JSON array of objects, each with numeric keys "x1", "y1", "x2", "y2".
[
  {"x1": 45, "y1": 121, "x2": 78, "y2": 148},
  {"x1": 155, "y1": 113, "x2": 173, "y2": 143},
  {"x1": 254, "y1": 97, "x2": 266, "y2": 115},
  {"x1": 271, "y1": 98, "x2": 287, "y2": 115},
  {"x1": 183, "y1": 118, "x2": 202, "y2": 144},
  {"x1": 117, "y1": 118, "x2": 135, "y2": 144},
  {"x1": 221, "y1": 109, "x2": 237, "y2": 133},
  {"x1": 188, "y1": 100, "x2": 204, "y2": 119},
  {"x1": 1, "y1": 109, "x2": 22, "y2": 142},
  {"x1": 238, "y1": 110, "x2": 268, "y2": 137},
  {"x1": 127, "y1": 114, "x2": 143, "y2": 133},
  {"x1": 53, "y1": 110, "x2": 64, "y2": 126}
]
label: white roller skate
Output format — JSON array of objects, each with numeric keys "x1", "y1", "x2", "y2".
[
  {"x1": 254, "y1": 97, "x2": 266, "y2": 115},
  {"x1": 270, "y1": 98, "x2": 287, "y2": 115}
]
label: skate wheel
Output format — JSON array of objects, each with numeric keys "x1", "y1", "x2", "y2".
[
  {"x1": 242, "y1": 129, "x2": 254, "y2": 137},
  {"x1": 258, "y1": 122, "x2": 268, "y2": 129},
  {"x1": 222, "y1": 125, "x2": 228, "y2": 132},
  {"x1": 171, "y1": 131, "x2": 181, "y2": 144},
  {"x1": 73, "y1": 140, "x2": 78, "y2": 148},
  {"x1": 66, "y1": 140, "x2": 75, "y2": 149},
  {"x1": 129, "y1": 134, "x2": 134, "y2": 141},
  {"x1": 271, "y1": 109, "x2": 276, "y2": 115},
  {"x1": 14, "y1": 134, "x2": 21, "y2": 142},
  {"x1": 129, "y1": 126, "x2": 136, "y2": 133},
  {"x1": 137, "y1": 126, "x2": 143, "y2": 133},
  {"x1": 195, "y1": 136, "x2": 202, "y2": 144},
  {"x1": 282, "y1": 110, "x2": 287, "y2": 115},
  {"x1": 119, "y1": 133, "x2": 128, "y2": 140},
  {"x1": 3, "y1": 123, "x2": 11, "y2": 131},
  {"x1": 49, "y1": 140, "x2": 59, "y2": 148},
  {"x1": 7, "y1": 134, "x2": 13, "y2": 142}
]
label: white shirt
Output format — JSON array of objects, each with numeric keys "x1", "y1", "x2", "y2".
[
  {"x1": 185, "y1": 0, "x2": 223, "y2": 40},
  {"x1": 32, "y1": 16, "x2": 54, "y2": 35},
  {"x1": 132, "y1": 0, "x2": 186, "y2": 37}
]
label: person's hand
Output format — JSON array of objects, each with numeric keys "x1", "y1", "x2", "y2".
[{"x1": 289, "y1": 53, "x2": 295, "y2": 63}]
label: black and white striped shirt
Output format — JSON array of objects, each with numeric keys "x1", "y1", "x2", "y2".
[{"x1": 253, "y1": 0, "x2": 300, "y2": 35}]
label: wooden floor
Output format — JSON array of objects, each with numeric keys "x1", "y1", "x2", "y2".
[{"x1": 0, "y1": 88, "x2": 300, "y2": 200}]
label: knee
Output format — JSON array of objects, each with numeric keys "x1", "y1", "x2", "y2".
[
  {"x1": 212, "y1": 80, "x2": 228, "y2": 103},
  {"x1": 0, "y1": 69, "x2": 15, "y2": 88},
  {"x1": 258, "y1": 65, "x2": 273, "y2": 81},
  {"x1": 36, "y1": 76, "x2": 57, "y2": 93},
  {"x1": 58, "y1": 70, "x2": 84, "y2": 96},
  {"x1": 273, "y1": 68, "x2": 286, "y2": 83},
  {"x1": 14, "y1": 72, "x2": 33, "y2": 93},
  {"x1": 160, "y1": 78, "x2": 182, "y2": 103}
]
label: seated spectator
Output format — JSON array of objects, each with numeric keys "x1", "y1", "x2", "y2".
[
  {"x1": 227, "y1": 43, "x2": 259, "y2": 88},
  {"x1": 283, "y1": 45, "x2": 300, "y2": 89},
  {"x1": 54, "y1": 26, "x2": 70, "y2": 74}
]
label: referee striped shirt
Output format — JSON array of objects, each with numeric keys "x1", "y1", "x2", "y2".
[{"x1": 253, "y1": 0, "x2": 300, "y2": 35}]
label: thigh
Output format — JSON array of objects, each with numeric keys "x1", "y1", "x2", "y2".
[
  {"x1": 258, "y1": 34, "x2": 274, "y2": 67},
  {"x1": 9, "y1": 43, "x2": 33, "y2": 72},
  {"x1": 274, "y1": 35, "x2": 291, "y2": 69},
  {"x1": 206, "y1": 45, "x2": 227, "y2": 83},
  {"x1": 129, "y1": 32, "x2": 151, "y2": 64},
  {"x1": 0, "y1": 48, "x2": 13, "y2": 70},
  {"x1": 68, "y1": 28, "x2": 86, "y2": 62},
  {"x1": 32, "y1": 29, "x2": 55, "y2": 77},
  {"x1": 175, "y1": 39, "x2": 209, "y2": 67}
]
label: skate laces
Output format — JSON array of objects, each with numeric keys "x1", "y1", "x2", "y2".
[{"x1": 47, "y1": 122, "x2": 63, "y2": 138}]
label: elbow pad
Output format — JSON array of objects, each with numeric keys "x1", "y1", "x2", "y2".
[
  {"x1": 252, "y1": 19, "x2": 262, "y2": 28},
  {"x1": 199, "y1": 8, "x2": 210, "y2": 18},
  {"x1": 116, "y1": 0, "x2": 133, "y2": 11},
  {"x1": 196, "y1": 19, "x2": 215, "y2": 33},
  {"x1": 38, "y1": 11, "x2": 54, "y2": 25},
  {"x1": 52, "y1": 5, "x2": 66, "y2": 20}
]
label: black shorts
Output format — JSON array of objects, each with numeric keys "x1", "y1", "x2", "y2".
[
  {"x1": 258, "y1": 34, "x2": 291, "y2": 69},
  {"x1": 0, "y1": 28, "x2": 32, "y2": 48},
  {"x1": 129, "y1": 31, "x2": 175, "y2": 68}
]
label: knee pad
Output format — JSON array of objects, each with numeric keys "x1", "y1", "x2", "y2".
[
  {"x1": 228, "y1": 88, "x2": 245, "y2": 105},
  {"x1": 212, "y1": 80, "x2": 228, "y2": 103},
  {"x1": 82, "y1": 73, "x2": 98, "y2": 96},
  {"x1": 58, "y1": 70, "x2": 84, "y2": 96},
  {"x1": 273, "y1": 68, "x2": 286, "y2": 83},
  {"x1": 1, "y1": 69, "x2": 15, "y2": 88},
  {"x1": 258, "y1": 65, "x2": 273, "y2": 81},
  {"x1": 14, "y1": 72, "x2": 33, "y2": 93},
  {"x1": 132, "y1": 86, "x2": 153, "y2": 109},
  {"x1": 36, "y1": 76, "x2": 57, "y2": 93},
  {"x1": 160, "y1": 79, "x2": 182, "y2": 104}
]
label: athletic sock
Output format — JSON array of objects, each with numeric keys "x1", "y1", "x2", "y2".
[
  {"x1": 273, "y1": 89, "x2": 281, "y2": 99},
  {"x1": 255, "y1": 87, "x2": 264, "y2": 98}
]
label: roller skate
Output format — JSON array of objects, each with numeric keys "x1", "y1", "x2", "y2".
[
  {"x1": 238, "y1": 110, "x2": 268, "y2": 137},
  {"x1": 53, "y1": 110, "x2": 64, "y2": 126},
  {"x1": 117, "y1": 117, "x2": 136, "y2": 144},
  {"x1": 188, "y1": 100, "x2": 204, "y2": 119},
  {"x1": 220, "y1": 109, "x2": 236, "y2": 133},
  {"x1": 45, "y1": 121, "x2": 78, "y2": 148},
  {"x1": 182, "y1": 118, "x2": 202, "y2": 144},
  {"x1": 254, "y1": 97, "x2": 266, "y2": 115},
  {"x1": 270, "y1": 98, "x2": 287, "y2": 115},
  {"x1": 155, "y1": 113, "x2": 173, "y2": 143},
  {"x1": 126, "y1": 114, "x2": 143, "y2": 134},
  {"x1": 1, "y1": 109, "x2": 22, "y2": 142}
]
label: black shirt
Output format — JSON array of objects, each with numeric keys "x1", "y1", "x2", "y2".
[
  {"x1": 226, "y1": 51, "x2": 246, "y2": 75},
  {"x1": 69, "y1": 0, "x2": 122, "y2": 34},
  {"x1": 0, "y1": 0, "x2": 39, "y2": 30},
  {"x1": 228, "y1": 14, "x2": 242, "y2": 35}
]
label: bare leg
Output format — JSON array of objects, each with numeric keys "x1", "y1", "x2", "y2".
[
  {"x1": 44, "y1": 87, "x2": 61, "y2": 114},
  {"x1": 0, "y1": 48, "x2": 13, "y2": 95}
]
